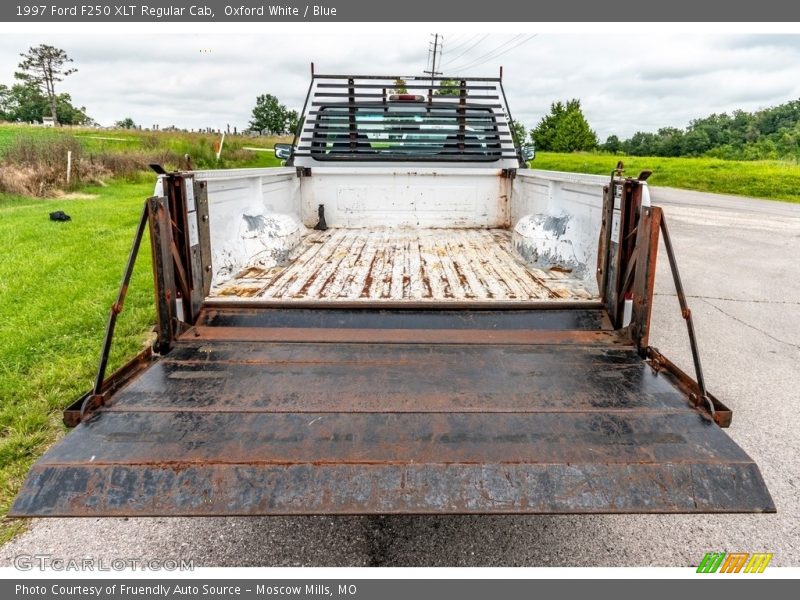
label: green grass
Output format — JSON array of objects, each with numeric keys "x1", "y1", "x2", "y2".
[
  {"x1": 531, "y1": 152, "x2": 800, "y2": 203},
  {"x1": 0, "y1": 124, "x2": 60, "y2": 153},
  {"x1": 0, "y1": 123, "x2": 288, "y2": 171},
  {"x1": 0, "y1": 180, "x2": 157, "y2": 542}
]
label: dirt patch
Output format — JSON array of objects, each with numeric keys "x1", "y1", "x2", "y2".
[{"x1": 51, "y1": 192, "x2": 100, "y2": 200}]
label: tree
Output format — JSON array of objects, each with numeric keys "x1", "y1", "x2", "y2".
[
  {"x1": 285, "y1": 110, "x2": 300, "y2": 136},
  {"x1": 435, "y1": 79, "x2": 462, "y2": 96},
  {"x1": 0, "y1": 85, "x2": 11, "y2": 121},
  {"x1": 680, "y1": 129, "x2": 711, "y2": 156},
  {"x1": 15, "y1": 44, "x2": 77, "y2": 125},
  {"x1": 6, "y1": 83, "x2": 47, "y2": 123},
  {"x1": 53, "y1": 92, "x2": 90, "y2": 125},
  {"x1": 392, "y1": 78, "x2": 408, "y2": 95},
  {"x1": 531, "y1": 99, "x2": 598, "y2": 152},
  {"x1": 115, "y1": 117, "x2": 137, "y2": 129},
  {"x1": 654, "y1": 127, "x2": 684, "y2": 157},
  {"x1": 249, "y1": 94, "x2": 292, "y2": 135},
  {"x1": 602, "y1": 134, "x2": 621, "y2": 153},
  {"x1": 509, "y1": 120, "x2": 527, "y2": 146},
  {"x1": 622, "y1": 131, "x2": 658, "y2": 156},
  {"x1": 0, "y1": 82, "x2": 89, "y2": 125}
]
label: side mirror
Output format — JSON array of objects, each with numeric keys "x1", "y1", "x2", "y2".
[
  {"x1": 521, "y1": 145, "x2": 535, "y2": 161},
  {"x1": 274, "y1": 143, "x2": 293, "y2": 160}
]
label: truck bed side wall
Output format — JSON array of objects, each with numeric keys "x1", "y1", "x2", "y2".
[
  {"x1": 297, "y1": 167, "x2": 511, "y2": 229},
  {"x1": 197, "y1": 168, "x2": 301, "y2": 286},
  {"x1": 512, "y1": 170, "x2": 607, "y2": 291}
]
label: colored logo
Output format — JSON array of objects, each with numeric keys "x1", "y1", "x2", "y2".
[{"x1": 697, "y1": 552, "x2": 773, "y2": 573}]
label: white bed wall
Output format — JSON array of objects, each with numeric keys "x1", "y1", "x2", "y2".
[
  {"x1": 509, "y1": 170, "x2": 608, "y2": 292},
  {"x1": 194, "y1": 167, "x2": 302, "y2": 287},
  {"x1": 297, "y1": 167, "x2": 512, "y2": 229}
]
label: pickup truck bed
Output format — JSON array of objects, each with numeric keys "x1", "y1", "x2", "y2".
[{"x1": 212, "y1": 228, "x2": 595, "y2": 302}]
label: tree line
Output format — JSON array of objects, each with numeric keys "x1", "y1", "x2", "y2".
[
  {"x1": 600, "y1": 100, "x2": 800, "y2": 159},
  {"x1": 528, "y1": 96, "x2": 800, "y2": 160}
]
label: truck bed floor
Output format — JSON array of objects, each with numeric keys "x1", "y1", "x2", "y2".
[{"x1": 211, "y1": 229, "x2": 595, "y2": 302}]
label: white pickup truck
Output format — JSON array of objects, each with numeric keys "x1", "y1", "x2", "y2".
[{"x1": 11, "y1": 73, "x2": 774, "y2": 517}]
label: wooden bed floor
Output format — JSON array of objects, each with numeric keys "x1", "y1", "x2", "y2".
[{"x1": 211, "y1": 228, "x2": 595, "y2": 302}]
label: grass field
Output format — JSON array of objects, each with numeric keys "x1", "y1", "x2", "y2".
[
  {"x1": 532, "y1": 152, "x2": 800, "y2": 203},
  {"x1": 0, "y1": 123, "x2": 289, "y2": 172},
  {"x1": 0, "y1": 181, "x2": 158, "y2": 542}
]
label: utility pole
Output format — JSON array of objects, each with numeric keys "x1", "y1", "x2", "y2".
[{"x1": 424, "y1": 33, "x2": 442, "y2": 86}]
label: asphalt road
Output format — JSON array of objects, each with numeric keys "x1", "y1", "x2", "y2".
[{"x1": 2, "y1": 187, "x2": 799, "y2": 568}]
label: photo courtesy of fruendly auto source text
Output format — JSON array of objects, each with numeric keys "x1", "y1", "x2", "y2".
[{"x1": 0, "y1": 0, "x2": 798, "y2": 596}]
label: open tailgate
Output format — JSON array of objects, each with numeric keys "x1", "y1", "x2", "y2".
[{"x1": 10, "y1": 308, "x2": 775, "y2": 516}]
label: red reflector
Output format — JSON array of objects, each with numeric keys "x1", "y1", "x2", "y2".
[{"x1": 389, "y1": 94, "x2": 425, "y2": 101}]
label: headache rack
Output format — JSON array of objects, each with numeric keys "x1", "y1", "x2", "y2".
[{"x1": 289, "y1": 70, "x2": 523, "y2": 166}]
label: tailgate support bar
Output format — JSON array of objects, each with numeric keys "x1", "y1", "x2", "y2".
[
  {"x1": 80, "y1": 202, "x2": 149, "y2": 421},
  {"x1": 658, "y1": 213, "x2": 713, "y2": 417}
]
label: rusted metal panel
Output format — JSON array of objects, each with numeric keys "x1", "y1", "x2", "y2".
[
  {"x1": 106, "y1": 341, "x2": 677, "y2": 413},
  {"x1": 12, "y1": 337, "x2": 774, "y2": 516},
  {"x1": 195, "y1": 180, "x2": 212, "y2": 298},
  {"x1": 197, "y1": 306, "x2": 611, "y2": 330},
  {"x1": 29, "y1": 411, "x2": 755, "y2": 466},
  {"x1": 147, "y1": 196, "x2": 176, "y2": 354},
  {"x1": 186, "y1": 326, "x2": 624, "y2": 345},
  {"x1": 12, "y1": 455, "x2": 774, "y2": 517},
  {"x1": 630, "y1": 206, "x2": 662, "y2": 351},
  {"x1": 203, "y1": 299, "x2": 605, "y2": 311}
]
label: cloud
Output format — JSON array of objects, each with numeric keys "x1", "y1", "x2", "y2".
[{"x1": 1, "y1": 33, "x2": 799, "y2": 139}]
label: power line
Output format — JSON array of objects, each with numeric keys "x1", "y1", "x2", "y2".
[
  {"x1": 448, "y1": 34, "x2": 539, "y2": 73},
  {"x1": 442, "y1": 33, "x2": 479, "y2": 54},
  {"x1": 445, "y1": 34, "x2": 527, "y2": 71},
  {"x1": 440, "y1": 33, "x2": 489, "y2": 67},
  {"x1": 440, "y1": 33, "x2": 462, "y2": 49}
]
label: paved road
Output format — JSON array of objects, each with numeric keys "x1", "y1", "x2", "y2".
[{"x1": 3, "y1": 188, "x2": 799, "y2": 567}]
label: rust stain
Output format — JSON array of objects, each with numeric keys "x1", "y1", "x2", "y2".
[{"x1": 218, "y1": 286, "x2": 261, "y2": 297}]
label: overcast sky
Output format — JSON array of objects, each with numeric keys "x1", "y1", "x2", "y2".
[{"x1": 1, "y1": 33, "x2": 799, "y2": 139}]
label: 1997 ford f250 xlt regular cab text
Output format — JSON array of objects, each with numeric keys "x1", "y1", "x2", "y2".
[{"x1": 11, "y1": 72, "x2": 774, "y2": 517}]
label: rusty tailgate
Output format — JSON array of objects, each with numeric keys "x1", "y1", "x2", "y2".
[{"x1": 10, "y1": 308, "x2": 775, "y2": 516}]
